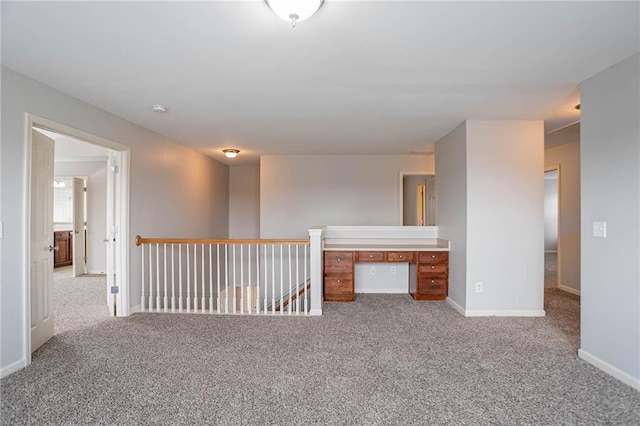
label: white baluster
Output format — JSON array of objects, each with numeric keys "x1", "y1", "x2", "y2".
[
  {"x1": 288, "y1": 244, "x2": 292, "y2": 315},
  {"x1": 271, "y1": 244, "x2": 276, "y2": 315},
  {"x1": 304, "y1": 244, "x2": 308, "y2": 314},
  {"x1": 201, "y1": 243, "x2": 206, "y2": 313},
  {"x1": 224, "y1": 244, "x2": 229, "y2": 314},
  {"x1": 179, "y1": 244, "x2": 183, "y2": 312},
  {"x1": 193, "y1": 244, "x2": 198, "y2": 312},
  {"x1": 216, "y1": 245, "x2": 221, "y2": 313},
  {"x1": 296, "y1": 245, "x2": 300, "y2": 315},
  {"x1": 240, "y1": 244, "x2": 244, "y2": 314},
  {"x1": 186, "y1": 243, "x2": 191, "y2": 312},
  {"x1": 163, "y1": 243, "x2": 168, "y2": 312},
  {"x1": 141, "y1": 244, "x2": 145, "y2": 312},
  {"x1": 280, "y1": 245, "x2": 284, "y2": 314},
  {"x1": 209, "y1": 244, "x2": 214, "y2": 314},
  {"x1": 264, "y1": 245, "x2": 268, "y2": 314},
  {"x1": 256, "y1": 244, "x2": 261, "y2": 314},
  {"x1": 171, "y1": 244, "x2": 176, "y2": 312},
  {"x1": 155, "y1": 244, "x2": 160, "y2": 312},
  {"x1": 248, "y1": 244, "x2": 252, "y2": 314},
  {"x1": 232, "y1": 244, "x2": 237, "y2": 314}
]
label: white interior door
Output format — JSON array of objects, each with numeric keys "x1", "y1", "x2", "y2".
[
  {"x1": 30, "y1": 129, "x2": 55, "y2": 352},
  {"x1": 72, "y1": 177, "x2": 86, "y2": 277}
]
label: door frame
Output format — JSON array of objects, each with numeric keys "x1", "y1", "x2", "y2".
[
  {"x1": 398, "y1": 171, "x2": 432, "y2": 225},
  {"x1": 544, "y1": 164, "x2": 562, "y2": 289},
  {"x1": 24, "y1": 114, "x2": 131, "y2": 364}
]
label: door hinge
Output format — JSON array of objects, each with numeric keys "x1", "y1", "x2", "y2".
[
  {"x1": 110, "y1": 165, "x2": 119, "y2": 174},
  {"x1": 110, "y1": 286, "x2": 119, "y2": 294}
]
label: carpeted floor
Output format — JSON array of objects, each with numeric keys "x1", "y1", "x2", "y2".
[
  {"x1": 1, "y1": 271, "x2": 638, "y2": 425},
  {"x1": 545, "y1": 252, "x2": 557, "y2": 288}
]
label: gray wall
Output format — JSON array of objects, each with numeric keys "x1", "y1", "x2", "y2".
[
  {"x1": 544, "y1": 177, "x2": 559, "y2": 252},
  {"x1": 436, "y1": 120, "x2": 544, "y2": 314},
  {"x1": 229, "y1": 165, "x2": 260, "y2": 239},
  {"x1": 260, "y1": 154, "x2": 434, "y2": 238},
  {"x1": 580, "y1": 53, "x2": 639, "y2": 383},
  {"x1": 55, "y1": 161, "x2": 109, "y2": 274},
  {"x1": 435, "y1": 123, "x2": 468, "y2": 309},
  {"x1": 545, "y1": 141, "x2": 581, "y2": 293},
  {"x1": 465, "y1": 120, "x2": 544, "y2": 313},
  {"x1": 1, "y1": 68, "x2": 229, "y2": 372}
]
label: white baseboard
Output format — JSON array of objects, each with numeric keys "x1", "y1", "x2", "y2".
[
  {"x1": 578, "y1": 349, "x2": 640, "y2": 391},
  {"x1": 557, "y1": 284, "x2": 580, "y2": 296},
  {"x1": 464, "y1": 309, "x2": 546, "y2": 317},
  {"x1": 87, "y1": 270, "x2": 106, "y2": 275},
  {"x1": 1, "y1": 358, "x2": 26, "y2": 379},
  {"x1": 446, "y1": 297, "x2": 466, "y2": 315},
  {"x1": 129, "y1": 304, "x2": 141, "y2": 314},
  {"x1": 309, "y1": 308, "x2": 322, "y2": 316},
  {"x1": 356, "y1": 288, "x2": 407, "y2": 294},
  {"x1": 545, "y1": 250, "x2": 558, "y2": 253},
  {"x1": 446, "y1": 298, "x2": 545, "y2": 317}
]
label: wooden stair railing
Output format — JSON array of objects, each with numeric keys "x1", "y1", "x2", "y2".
[{"x1": 275, "y1": 282, "x2": 312, "y2": 312}]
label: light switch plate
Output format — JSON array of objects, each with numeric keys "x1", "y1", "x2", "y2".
[{"x1": 593, "y1": 221, "x2": 607, "y2": 238}]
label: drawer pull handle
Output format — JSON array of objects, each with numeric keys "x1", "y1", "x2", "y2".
[
  {"x1": 431, "y1": 266, "x2": 435, "y2": 269},
  {"x1": 337, "y1": 280, "x2": 341, "y2": 283},
  {"x1": 431, "y1": 280, "x2": 435, "y2": 283},
  {"x1": 337, "y1": 258, "x2": 341, "y2": 261},
  {"x1": 369, "y1": 255, "x2": 373, "y2": 258},
  {"x1": 431, "y1": 255, "x2": 435, "y2": 258},
  {"x1": 399, "y1": 255, "x2": 403, "y2": 258}
]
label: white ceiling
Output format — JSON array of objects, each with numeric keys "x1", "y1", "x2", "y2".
[
  {"x1": 3, "y1": 1, "x2": 638, "y2": 165},
  {"x1": 35, "y1": 128, "x2": 111, "y2": 162}
]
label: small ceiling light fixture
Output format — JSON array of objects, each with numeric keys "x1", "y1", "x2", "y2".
[
  {"x1": 152, "y1": 104, "x2": 168, "y2": 113},
  {"x1": 266, "y1": 0, "x2": 324, "y2": 28},
  {"x1": 223, "y1": 149, "x2": 240, "y2": 158}
]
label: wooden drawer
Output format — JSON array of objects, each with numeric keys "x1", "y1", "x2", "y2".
[
  {"x1": 418, "y1": 251, "x2": 448, "y2": 264},
  {"x1": 357, "y1": 251, "x2": 384, "y2": 262},
  {"x1": 385, "y1": 251, "x2": 414, "y2": 263},
  {"x1": 324, "y1": 274, "x2": 354, "y2": 301},
  {"x1": 324, "y1": 251, "x2": 354, "y2": 273},
  {"x1": 417, "y1": 264, "x2": 448, "y2": 275},
  {"x1": 417, "y1": 276, "x2": 447, "y2": 295}
]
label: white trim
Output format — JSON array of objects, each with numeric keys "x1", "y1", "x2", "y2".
[
  {"x1": 0, "y1": 358, "x2": 27, "y2": 379},
  {"x1": 25, "y1": 114, "x2": 132, "y2": 372},
  {"x1": 544, "y1": 164, "x2": 562, "y2": 295},
  {"x1": 447, "y1": 296, "x2": 545, "y2": 317},
  {"x1": 309, "y1": 308, "x2": 322, "y2": 316},
  {"x1": 464, "y1": 309, "x2": 546, "y2": 317},
  {"x1": 446, "y1": 297, "x2": 466, "y2": 315},
  {"x1": 87, "y1": 270, "x2": 107, "y2": 275},
  {"x1": 544, "y1": 250, "x2": 558, "y2": 253},
  {"x1": 558, "y1": 284, "x2": 580, "y2": 296},
  {"x1": 578, "y1": 349, "x2": 640, "y2": 391},
  {"x1": 129, "y1": 304, "x2": 142, "y2": 314}
]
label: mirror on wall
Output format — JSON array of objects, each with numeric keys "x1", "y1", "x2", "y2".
[
  {"x1": 402, "y1": 174, "x2": 435, "y2": 226},
  {"x1": 53, "y1": 178, "x2": 73, "y2": 229}
]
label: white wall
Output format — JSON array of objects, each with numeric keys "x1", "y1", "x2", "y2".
[
  {"x1": 260, "y1": 154, "x2": 434, "y2": 238},
  {"x1": 580, "y1": 53, "x2": 639, "y2": 387},
  {"x1": 1, "y1": 68, "x2": 229, "y2": 375},
  {"x1": 544, "y1": 177, "x2": 559, "y2": 251},
  {"x1": 545, "y1": 141, "x2": 581, "y2": 293},
  {"x1": 229, "y1": 165, "x2": 260, "y2": 239},
  {"x1": 465, "y1": 120, "x2": 544, "y2": 313},
  {"x1": 435, "y1": 123, "x2": 468, "y2": 309},
  {"x1": 436, "y1": 120, "x2": 544, "y2": 315},
  {"x1": 55, "y1": 161, "x2": 108, "y2": 274}
]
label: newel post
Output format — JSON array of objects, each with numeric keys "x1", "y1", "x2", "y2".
[{"x1": 308, "y1": 227, "x2": 325, "y2": 316}]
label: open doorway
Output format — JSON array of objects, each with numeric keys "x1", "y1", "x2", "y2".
[
  {"x1": 399, "y1": 173, "x2": 436, "y2": 226},
  {"x1": 544, "y1": 167, "x2": 560, "y2": 289},
  {"x1": 26, "y1": 115, "x2": 130, "y2": 362}
]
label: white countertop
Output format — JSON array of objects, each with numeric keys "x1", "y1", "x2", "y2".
[{"x1": 323, "y1": 238, "x2": 450, "y2": 252}]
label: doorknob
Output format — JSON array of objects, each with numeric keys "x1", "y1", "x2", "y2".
[{"x1": 48, "y1": 245, "x2": 59, "y2": 252}]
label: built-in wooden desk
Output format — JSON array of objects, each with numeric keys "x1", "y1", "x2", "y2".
[{"x1": 323, "y1": 238, "x2": 450, "y2": 302}]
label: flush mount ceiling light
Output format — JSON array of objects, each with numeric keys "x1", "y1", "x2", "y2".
[
  {"x1": 266, "y1": 0, "x2": 324, "y2": 28},
  {"x1": 152, "y1": 104, "x2": 167, "y2": 113},
  {"x1": 223, "y1": 149, "x2": 240, "y2": 158}
]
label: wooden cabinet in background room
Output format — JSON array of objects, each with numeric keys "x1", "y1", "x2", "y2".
[
  {"x1": 410, "y1": 251, "x2": 448, "y2": 300},
  {"x1": 323, "y1": 251, "x2": 355, "y2": 302},
  {"x1": 54, "y1": 230, "x2": 73, "y2": 267}
]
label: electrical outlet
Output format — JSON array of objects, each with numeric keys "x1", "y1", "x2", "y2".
[
  {"x1": 390, "y1": 266, "x2": 397, "y2": 275},
  {"x1": 475, "y1": 282, "x2": 484, "y2": 293},
  {"x1": 592, "y1": 221, "x2": 607, "y2": 238},
  {"x1": 370, "y1": 267, "x2": 376, "y2": 275}
]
